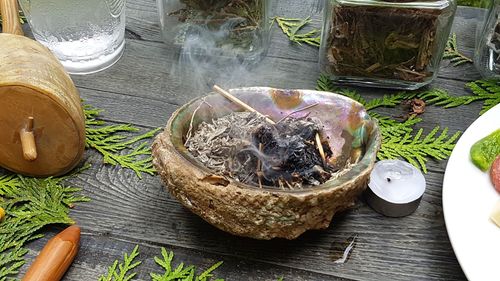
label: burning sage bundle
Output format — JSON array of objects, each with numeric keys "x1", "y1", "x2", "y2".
[
  {"x1": 319, "y1": 0, "x2": 456, "y2": 89},
  {"x1": 157, "y1": 0, "x2": 271, "y2": 59},
  {"x1": 185, "y1": 112, "x2": 344, "y2": 189}
]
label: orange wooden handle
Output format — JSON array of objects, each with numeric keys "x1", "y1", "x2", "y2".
[
  {"x1": 0, "y1": 0, "x2": 24, "y2": 35},
  {"x1": 22, "y1": 225, "x2": 80, "y2": 281}
]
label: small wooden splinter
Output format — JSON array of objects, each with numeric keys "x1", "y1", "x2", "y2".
[
  {"x1": 257, "y1": 143, "x2": 263, "y2": 188},
  {"x1": 315, "y1": 133, "x2": 326, "y2": 164},
  {"x1": 213, "y1": 85, "x2": 276, "y2": 125},
  {"x1": 20, "y1": 117, "x2": 37, "y2": 161}
]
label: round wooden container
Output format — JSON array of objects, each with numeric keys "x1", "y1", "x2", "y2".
[{"x1": 0, "y1": 0, "x2": 85, "y2": 177}]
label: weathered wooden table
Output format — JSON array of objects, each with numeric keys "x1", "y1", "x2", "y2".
[{"x1": 18, "y1": 2, "x2": 486, "y2": 280}]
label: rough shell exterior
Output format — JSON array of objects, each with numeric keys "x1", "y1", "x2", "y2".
[
  {"x1": 153, "y1": 129, "x2": 372, "y2": 240},
  {"x1": 152, "y1": 87, "x2": 380, "y2": 240}
]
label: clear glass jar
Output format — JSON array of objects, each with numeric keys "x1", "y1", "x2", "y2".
[
  {"x1": 474, "y1": 0, "x2": 500, "y2": 78},
  {"x1": 156, "y1": 0, "x2": 272, "y2": 62},
  {"x1": 319, "y1": 0, "x2": 457, "y2": 90}
]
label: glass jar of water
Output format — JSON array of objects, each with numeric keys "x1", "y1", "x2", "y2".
[
  {"x1": 156, "y1": 0, "x2": 272, "y2": 62},
  {"x1": 18, "y1": 0, "x2": 126, "y2": 75},
  {"x1": 475, "y1": 0, "x2": 500, "y2": 78}
]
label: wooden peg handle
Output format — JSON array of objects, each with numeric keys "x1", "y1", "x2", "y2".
[
  {"x1": 20, "y1": 117, "x2": 37, "y2": 161},
  {"x1": 0, "y1": 0, "x2": 24, "y2": 35}
]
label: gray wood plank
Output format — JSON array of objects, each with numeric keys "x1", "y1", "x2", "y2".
[
  {"x1": 22, "y1": 228, "x2": 343, "y2": 281},
  {"x1": 22, "y1": 149, "x2": 463, "y2": 280},
  {"x1": 1, "y1": 3, "x2": 488, "y2": 281}
]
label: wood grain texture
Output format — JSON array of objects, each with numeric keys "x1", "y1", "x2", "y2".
[{"x1": 6, "y1": 1, "x2": 488, "y2": 280}]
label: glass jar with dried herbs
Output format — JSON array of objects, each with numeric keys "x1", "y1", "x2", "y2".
[
  {"x1": 156, "y1": 0, "x2": 271, "y2": 61},
  {"x1": 475, "y1": 0, "x2": 500, "y2": 78},
  {"x1": 319, "y1": 0, "x2": 457, "y2": 90}
]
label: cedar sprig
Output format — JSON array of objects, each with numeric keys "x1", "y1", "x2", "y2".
[
  {"x1": 0, "y1": 170, "x2": 89, "y2": 281},
  {"x1": 465, "y1": 79, "x2": 500, "y2": 114},
  {"x1": 443, "y1": 33, "x2": 473, "y2": 66},
  {"x1": 98, "y1": 245, "x2": 141, "y2": 281},
  {"x1": 271, "y1": 16, "x2": 321, "y2": 47},
  {"x1": 379, "y1": 126, "x2": 461, "y2": 173},
  {"x1": 83, "y1": 104, "x2": 161, "y2": 178},
  {"x1": 408, "y1": 80, "x2": 500, "y2": 114},
  {"x1": 370, "y1": 113, "x2": 421, "y2": 137},
  {"x1": 316, "y1": 74, "x2": 418, "y2": 110},
  {"x1": 151, "y1": 248, "x2": 224, "y2": 281}
]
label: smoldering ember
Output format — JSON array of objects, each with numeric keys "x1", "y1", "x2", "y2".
[{"x1": 185, "y1": 112, "x2": 349, "y2": 189}]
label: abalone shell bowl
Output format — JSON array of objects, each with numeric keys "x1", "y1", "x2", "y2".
[{"x1": 152, "y1": 87, "x2": 381, "y2": 240}]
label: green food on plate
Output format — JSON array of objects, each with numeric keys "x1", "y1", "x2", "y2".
[{"x1": 470, "y1": 129, "x2": 500, "y2": 171}]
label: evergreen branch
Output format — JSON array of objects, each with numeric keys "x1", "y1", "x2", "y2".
[
  {"x1": 0, "y1": 175, "x2": 21, "y2": 196},
  {"x1": 317, "y1": 74, "x2": 500, "y2": 114},
  {"x1": 371, "y1": 114, "x2": 422, "y2": 137},
  {"x1": 83, "y1": 103, "x2": 161, "y2": 178},
  {"x1": 363, "y1": 92, "x2": 418, "y2": 111},
  {"x1": 98, "y1": 245, "x2": 141, "y2": 281},
  {"x1": 316, "y1": 74, "x2": 417, "y2": 110},
  {"x1": 0, "y1": 172, "x2": 88, "y2": 281},
  {"x1": 417, "y1": 88, "x2": 483, "y2": 108},
  {"x1": 151, "y1": 248, "x2": 224, "y2": 281},
  {"x1": 316, "y1": 73, "x2": 336, "y2": 92},
  {"x1": 272, "y1": 16, "x2": 321, "y2": 47},
  {"x1": 379, "y1": 127, "x2": 461, "y2": 173},
  {"x1": 443, "y1": 33, "x2": 473, "y2": 66},
  {"x1": 466, "y1": 79, "x2": 500, "y2": 114}
]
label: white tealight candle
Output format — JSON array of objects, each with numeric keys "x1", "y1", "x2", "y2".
[{"x1": 365, "y1": 160, "x2": 426, "y2": 217}]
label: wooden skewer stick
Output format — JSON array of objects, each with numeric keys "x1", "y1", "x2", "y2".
[
  {"x1": 315, "y1": 133, "x2": 326, "y2": 164},
  {"x1": 257, "y1": 143, "x2": 263, "y2": 189},
  {"x1": 20, "y1": 117, "x2": 37, "y2": 161},
  {"x1": 213, "y1": 85, "x2": 276, "y2": 125},
  {"x1": 22, "y1": 225, "x2": 80, "y2": 281}
]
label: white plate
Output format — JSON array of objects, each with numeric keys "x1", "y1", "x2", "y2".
[{"x1": 443, "y1": 104, "x2": 500, "y2": 281}]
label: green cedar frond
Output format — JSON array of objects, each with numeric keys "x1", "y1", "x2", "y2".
[
  {"x1": 379, "y1": 127, "x2": 461, "y2": 173},
  {"x1": 406, "y1": 80, "x2": 500, "y2": 114},
  {"x1": 371, "y1": 114, "x2": 422, "y2": 137},
  {"x1": 83, "y1": 103, "x2": 161, "y2": 178},
  {"x1": 0, "y1": 175, "x2": 21, "y2": 196},
  {"x1": 150, "y1": 248, "x2": 224, "y2": 281},
  {"x1": 317, "y1": 74, "x2": 500, "y2": 114},
  {"x1": 316, "y1": 74, "x2": 418, "y2": 110},
  {"x1": 466, "y1": 79, "x2": 500, "y2": 114},
  {"x1": 316, "y1": 73, "x2": 336, "y2": 92},
  {"x1": 272, "y1": 16, "x2": 321, "y2": 47},
  {"x1": 417, "y1": 87, "x2": 484, "y2": 108},
  {"x1": 443, "y1": 33, "x2": 473, "y2": 66},
  {"x1": 0, "y1": 173, "x2": 88, "y2": 280},
  {"x1": 363, "y1": 92, "x2": 418, "y2": 111},
  {"x1": 98, "y1": 245, "x2": 141, "y2": 281}
]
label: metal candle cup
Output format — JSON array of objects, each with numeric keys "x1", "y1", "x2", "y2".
[{"x1": 365, "y1": 160, "x2": 426, "y2": 217}]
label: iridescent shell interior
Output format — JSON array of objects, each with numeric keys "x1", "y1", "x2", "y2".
[{"x1": 170, "y1": 87, "x2": 380, "y2": 191}]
